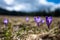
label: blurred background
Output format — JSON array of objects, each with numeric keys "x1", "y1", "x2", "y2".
[{"x1": 0, "y1": 0, "x2": 60, "y2": 16}]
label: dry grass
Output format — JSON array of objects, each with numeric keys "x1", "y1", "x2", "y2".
[{"x1": 0, "y1": 16, "x2": 60, "y2": 40}]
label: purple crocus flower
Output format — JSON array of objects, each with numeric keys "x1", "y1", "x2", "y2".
[
  {"x1": 34, "y1": 16, "x2": 41, "y2": 23},
  {"x1": 26, "y1": 17, "x2": 29, "y2": 22},
  {"x1": 46, "y1": 16, "x2": 53, "y2": 29},
  {"x1": 34, "y1": 16, "x2": 42, "y2": 26},
  {"x1": 3, "y1": 19, "x2": 8, "y2": 24}
]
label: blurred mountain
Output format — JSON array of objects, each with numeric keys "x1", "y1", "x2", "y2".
[{"x1": 0, "y1": 8, "x2": 60, "y2": 16}]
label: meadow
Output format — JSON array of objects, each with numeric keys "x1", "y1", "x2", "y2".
[{"x1": 0, "y1": 16, "x2": 60, "y2": 40}]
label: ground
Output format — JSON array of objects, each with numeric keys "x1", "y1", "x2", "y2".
[{"x1": 0, "y1": 15, "x2": 60, "y2": 40}]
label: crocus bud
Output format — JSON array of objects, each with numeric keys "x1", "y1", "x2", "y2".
[{"x1": 26, "y1": 17, "x2": 29, "y2": 22}]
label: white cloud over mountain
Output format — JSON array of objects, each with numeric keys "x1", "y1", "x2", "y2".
[{"x1": 0, "y1": 0, "x2": 60, "y2": 12}]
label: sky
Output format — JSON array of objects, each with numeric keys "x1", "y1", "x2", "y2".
[{"x1": 0, "y1": 0, "x2": 60, "y2": 12}]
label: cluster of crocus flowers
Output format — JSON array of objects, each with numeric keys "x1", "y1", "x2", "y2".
[
  {"x1": 46, "y1": 16, "x2": 52, "y2": 29},
  {"x1": 34, "y1": 16, "x2": 45, "y2": 26}
]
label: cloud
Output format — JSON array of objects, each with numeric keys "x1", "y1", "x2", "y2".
[
  {"x1": 6, "y1": 3, "x2": 38, "y2": 12},
  {"x1": 0, "y1": 0, "x2": 60, "y2": 12},
  {"x1": 4, "y1": 0, "x2": 39, "y2": 12},
  {"x1": 38, "y1": 0, "x2": 60, "y2": 12},
  {"x1": 38, "y1": 0, "x2": 57, "y2": 5},
  {"x1": 4, "y1": 0, "x2": 14, "y2": 5}
]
